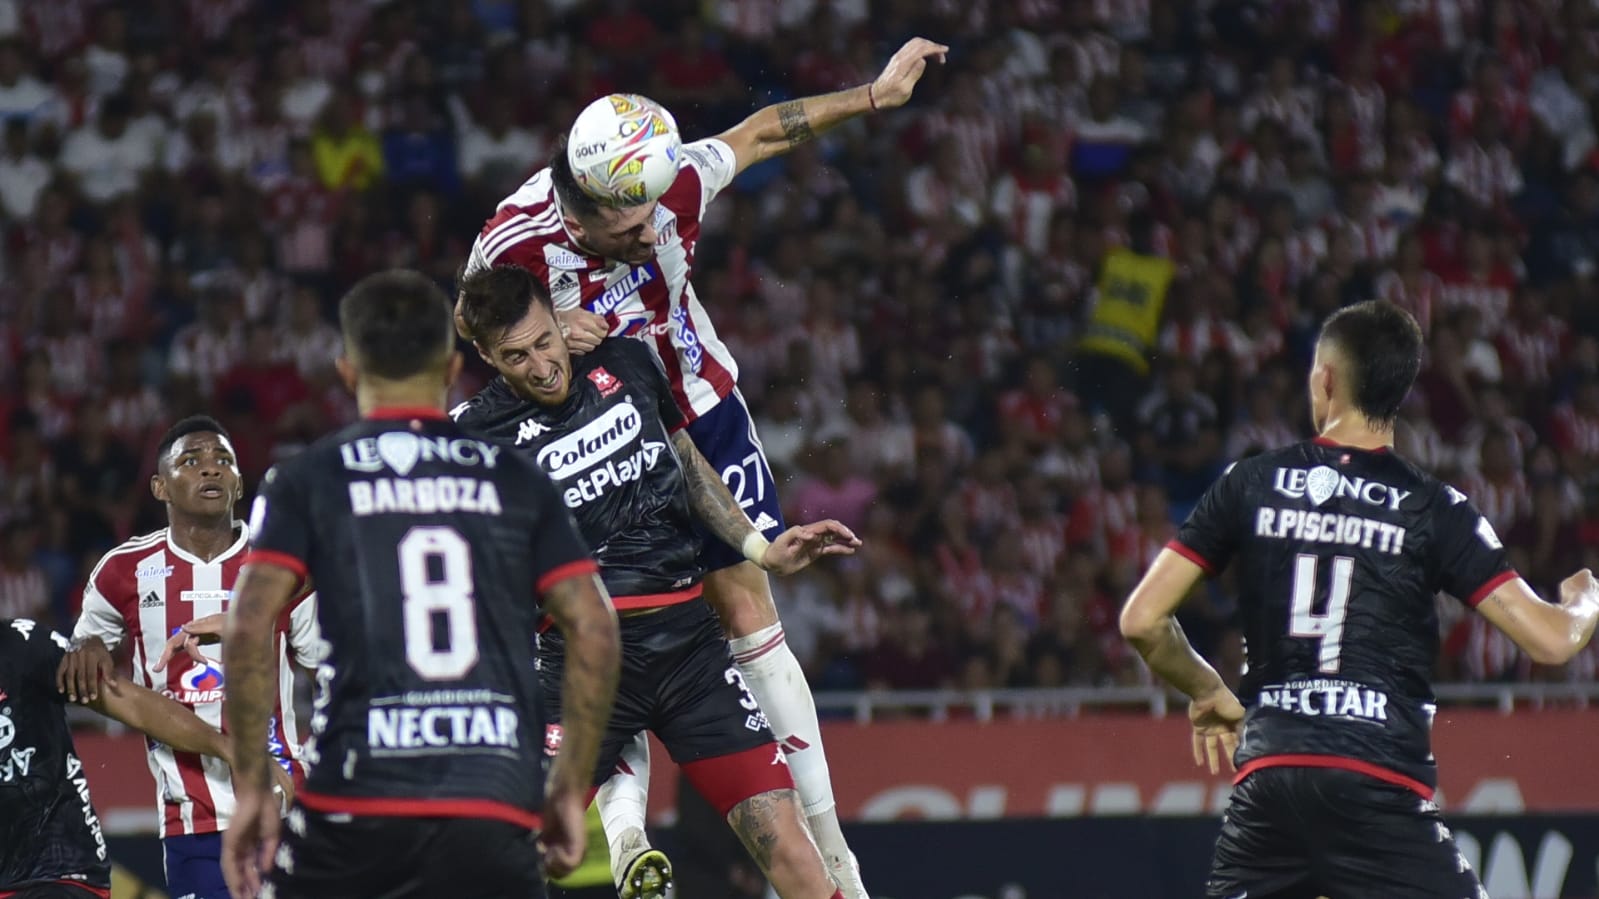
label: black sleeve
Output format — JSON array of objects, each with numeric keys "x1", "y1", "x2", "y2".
[
  {"x1": 245, "y1": 462, "x2": 313, "y2": 580},
  {"x1": 10, "y1": 619, "x2": 69, "y2": 700},
  {"x1": 518, "y1": 459, "x2": 600, "y2": 600},
  {"x1": 1432, "y1": 485, "x2": 1518, "y2": 607},
  {"x1": 619, "y1": 339, "x2": 685, "y2": 433},
  {"x1": 1172, "y1": 462, "x2": 1244, "y2": 575}
]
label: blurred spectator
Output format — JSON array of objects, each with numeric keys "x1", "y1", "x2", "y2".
[
  {"x1": 1, "y1": 0, "x2": 1596, "y2": 691},
  {"x1": 0, "y1": 519, "x2": 48, "y2": 621}
]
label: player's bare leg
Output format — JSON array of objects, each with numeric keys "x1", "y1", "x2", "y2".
[
  {"x1": 727, "y1": 787, "x2": 844, "y2": 899},
  {"x1": 706, "y1": 560, "x2": 867, "y2": 898},
  {"x1": 600, "y1": 734, "x2": 673, "y2": 899}
]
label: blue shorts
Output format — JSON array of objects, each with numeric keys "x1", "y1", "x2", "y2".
[
  {"x1": 685, "y1": 389, "x2": 786, "y2": 572},
  {"x1": 163, "y1": 832, "x2": 229, "y2": 899}
]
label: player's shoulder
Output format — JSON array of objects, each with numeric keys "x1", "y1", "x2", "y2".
[
  {"x1": 450, "y1": 378, "x2": 522, "y2": 428},
  {"x1": 591, "y1": 335, "x2": 656, "y2": 372},
  {"x1": 88, "y1": 528, "x2": 172, "y2": 585},
  {"x1": 2, "y1": 617, "x2": 70, "y2": 656}
]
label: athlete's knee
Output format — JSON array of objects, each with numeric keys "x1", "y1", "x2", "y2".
[
  {"x1": 726, "y1": 788, "x2": 835, "y2": 899},
  {"x1": 704, "y1": 562, "x2": 778, "y2": 637}
]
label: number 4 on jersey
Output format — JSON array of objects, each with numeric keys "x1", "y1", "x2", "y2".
[{"x1": 1290, "y1": 554, "x2": 1354, "y2": 673}]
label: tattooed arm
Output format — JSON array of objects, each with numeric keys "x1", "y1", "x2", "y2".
[
  {"x1": 219, "y1": 560, "x2": 302, "y2": 898},
  {"x1": 540, "y1": 572, "x2": 620, "y2": 799},
  {"x1": 672, "y1": 430, "x2": 759, "y2": 554},
  {"x1": 714, "y1": 37, "x2": 948, "y2": 175},
  {"x1": 671, "y1": 431, "x2": 862, "y2": 576},
  {"x1": 222, "y1": 562, "x2": 301, "y2": 792}
]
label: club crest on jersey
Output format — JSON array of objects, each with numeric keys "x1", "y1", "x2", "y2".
[
  {"x1": 171, "y1": 660, "x2": 225, "y2": 704},
  {"x1": 588, "y1": 367, "x2": 624, "y2": 397},
  {"x1": 1273, "y1": 466, "x2": 1412, "y2": 511},
  {"x1": 544, "y1": 723, "x2": 563, "y2": 757}
]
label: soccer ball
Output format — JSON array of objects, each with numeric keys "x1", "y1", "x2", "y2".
[{"x1": 566, "y1": 94, "x2": 683, "y2": 207}]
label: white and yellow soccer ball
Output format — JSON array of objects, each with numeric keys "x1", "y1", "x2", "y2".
[{"x1": 566, "y1": 93, "x2": 683, "y2": 207}]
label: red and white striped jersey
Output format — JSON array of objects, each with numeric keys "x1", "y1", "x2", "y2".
[
  {"x1": 1551, "y1": 402, "x2": 1599, "y2": 460},
  {"x1": 1459, "y1": 470, "x2": 1531, "y2": 535},
  {"x1": 466, "y1": 139, "x2": 740, "y2": 423},
  {"x1": 1440, "y1": 264, "x2": 1516, "y2": 332},
  {"x1": 1495, "y1": 316, "x2": 1569, "y2": 387},
  {"x1": 1444, "y1": 140, "x2": 1524, "y2": 210},
  {"x1": 1374, "y1": 268, "x2": 1443, "y2": 336},
  {"x1": 72, "y1": 525, "x2": 322, "y2": 839}
]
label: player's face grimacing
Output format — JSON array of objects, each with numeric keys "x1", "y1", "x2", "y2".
[
  {"x1": 569, "y1": 201, "x2": 659, "y2": 266},
  {"x1": 482, "y1": 302, "x2": 574, "y2": 406},
  {"x1": 153, "y1": 432, "x2": 242, "y2": 518}
]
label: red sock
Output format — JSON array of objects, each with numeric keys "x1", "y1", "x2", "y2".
[{"x1": 832, "y1": 892, "x2": 845, "y2": 899}]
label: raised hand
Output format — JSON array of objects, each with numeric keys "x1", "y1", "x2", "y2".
[{"x1": 870, "y1": 37, "x2": 951, "y2": 110}]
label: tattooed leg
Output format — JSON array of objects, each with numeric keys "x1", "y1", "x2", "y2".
[{"x1": 726, "y1": 788, "x2": 837, "y2": 899}]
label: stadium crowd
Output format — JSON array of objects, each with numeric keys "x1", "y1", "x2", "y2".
[{"x1": 0, "y1": 0, "x2": 1597, "y2": 696}]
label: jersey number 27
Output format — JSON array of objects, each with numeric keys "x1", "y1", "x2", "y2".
[
  {"x1": 1290, "y1": 553, "x2": 1354, "y2": 674},
  {"x1": 398, "y1": 527, "x2": 480, "y2": 680}
]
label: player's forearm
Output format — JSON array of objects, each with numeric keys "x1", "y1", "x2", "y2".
[
  {"x1": 544, "y1": 577, "x2": 620, "y2": 795},
  {"x1": 673, "y1": 432, "x2": 759, "y2": 555},
  {"x1": 221, "y1": 613, "x2": 278, "y2": 787},
  {"x1": 90, "y1": 681, "x2": 230, "y2": 760},
  {"x1": 222, "y1": 566, "x2": 301, "y2": 788},
  {"x1": 1126, "y1": 617, "x2": 1229, "y2": 701},
  {"x1": 737, "y1": 86, "x2": 872, "y2": 165}
]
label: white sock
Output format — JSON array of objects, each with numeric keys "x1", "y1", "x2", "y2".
[
  {"x1": 598, "y1": 731, "x2": 651, "y2": 856},
  {"x1": 729, "y1": 625, "x2": 867, "y2": 896},
  {"x1": 729, "y1": 624, "x2": 834, "y2": 816}
]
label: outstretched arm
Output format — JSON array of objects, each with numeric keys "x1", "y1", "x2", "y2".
[
  {"x1": 714, "y1": 37, "x2": 948, "y2": 175},
  {"x1": 670, "y1": 431, "x2": 860, "y2": 575},
  {"x1": 88, "y1": 679, "x2": 231, "y2": 760}
]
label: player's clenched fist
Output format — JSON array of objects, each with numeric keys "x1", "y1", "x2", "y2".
[
  {"x1": 1560, "y1": 568, "x2": 1598, "y2": 608},
  {"x1": 870, "y1": 37, "x2": 950, "y2": 109}
]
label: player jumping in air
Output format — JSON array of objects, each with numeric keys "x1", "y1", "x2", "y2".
[
  {"x1": 2, "y1": 616, "x2": 290, "y2": 899},
  {"x1": 57, "y1": 416, "x2": 324, "y2": 899},
  {"x1": 458, "y1": 37, "x2": 947, "y2": 897},
  {"x1": 1120, "y1": 300, "x2": 1599, "y2": 898},
  {"x1": 453, "y1": 265, "x2": 860, "y2": 899},
  {"x1": 221, "y1": 271, "x2": 620, "y2": 899}
]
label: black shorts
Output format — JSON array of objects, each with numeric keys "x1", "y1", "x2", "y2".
[
  {"x1": 540, "y1": 600, "x2": 789, "y2": 815},
  {"x1": 0, "y1": 883, "x2": 108, "y2": 899},
  {"x1": 268, "y1": 809, "x2": 545, "y2": 899},
  {"x1": 1207, "y1": 766, "x2": 1485, "y2": 899}
]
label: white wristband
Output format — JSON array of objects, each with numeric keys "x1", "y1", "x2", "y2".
[{"x1": 741, "y1": 531, "x2": 771, "y2": 567}]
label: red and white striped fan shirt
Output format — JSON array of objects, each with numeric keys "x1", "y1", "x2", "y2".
[
  {"x1": 73, "y1": 525, "x2": 323, "y2": 839},
  {"x1": 466, "y1": 139, "x2": 741, "y2": 423},
  {"x1": 1373, "y1": 268, "x2": 1443, "y2": 336}
]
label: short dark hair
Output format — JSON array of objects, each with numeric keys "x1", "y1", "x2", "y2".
[
  {"x1": 456, "y1": 265, "x2": 554, "y2": 343},
  {"x1": 1317, "y1": 300, "x2": 1423, "y2": 427},
  {"x1": 338, "y1": 269, "x2": 455, "y2": 380},
  {"x1": 549, "y1": 137, "x2": 604, "y2": 221},
  {"x1": 157, "y1": 415, "x2": 230, "y2": 461}
]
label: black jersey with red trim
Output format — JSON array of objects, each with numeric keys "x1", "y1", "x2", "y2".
[
  {"x1": 246, "y1": 410, "x2": 596, "y2": 828},
  {"x1": 0, "y1": 619, "x2": 110, "y2": 892},
  {"x1": 451, "y1": 338, "x2": 703, "y2": 604},
  {"x1": 1172, "y1": 439, "x2": 1516, "y2": 795}
]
